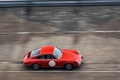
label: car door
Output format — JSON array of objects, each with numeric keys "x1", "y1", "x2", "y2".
[
  {"x1": 36, "y1": 55, "x2": 47, "y2": 67},
  {"x1": 43, "y1": 54, "x2": 61, "y2": 68}
]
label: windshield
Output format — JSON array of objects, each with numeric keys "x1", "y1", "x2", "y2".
[
  {"x1": 53, "y1": 47, "x2": 62, "y2": 59},
  {"x1": 31, "y1": 49, "x2": 40, "y2": 56}
]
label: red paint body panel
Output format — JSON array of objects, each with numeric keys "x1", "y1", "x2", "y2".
[
  {"x1": 40, "y1": 46, "x2": 54, "y2": 55},
  {"x1": 23, "y1": 46, "x2": 83, "y2": 68}
]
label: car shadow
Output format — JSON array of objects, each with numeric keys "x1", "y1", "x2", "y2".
[{"x1": 22, "y1": 63, "x2": 85, "y2": 71}]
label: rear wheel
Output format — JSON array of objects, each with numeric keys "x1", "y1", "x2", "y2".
[
  {"x1": 64, "y1": 63, "x2": 73, "y2": 70},
  {"x1": 32, "y1": 63, "x2": 41, "y2": 70}
]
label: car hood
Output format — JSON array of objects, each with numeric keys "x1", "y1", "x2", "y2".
[{"x1": 60, "y1": 49, "x2": 80, "y2": 61}]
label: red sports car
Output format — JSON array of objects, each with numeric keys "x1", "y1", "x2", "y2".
[{"x1": 22, "y1": 46, "x2": 83, "y2": 70}]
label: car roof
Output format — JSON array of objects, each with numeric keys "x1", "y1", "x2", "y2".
[{"x1": 40, "y1": 46, "x2": 55, "y2": 55}]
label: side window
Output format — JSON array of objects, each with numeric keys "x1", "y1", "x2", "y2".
[
  {"x1": 31, "y1": 49, "x2": 40, "y2": 57},
  {"x1": 36, "y1": 55, "x2": 43, "y2": 59},
  {"x1": 43, "y1": 54, "x2": 56, "y2": 59}
]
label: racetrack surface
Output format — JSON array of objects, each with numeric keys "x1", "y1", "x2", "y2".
[
  {"x1": 0, "y1": 32, "x2": 120, "y2": 80},
  {"x1": 0, "y1": 6, "x2": 120, "y2": 80}
]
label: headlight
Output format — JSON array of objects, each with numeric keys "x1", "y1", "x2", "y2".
[{"x1": 76, "y1": 60, "x2": 79, "y2": 63}]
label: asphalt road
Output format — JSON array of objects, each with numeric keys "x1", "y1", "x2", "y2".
[
  {"x1": 0, "y1": 6, "x2": 120, "y2": 80},
  {"x1": 0, "y1": 32, "x2": 120, "y2": 80}
]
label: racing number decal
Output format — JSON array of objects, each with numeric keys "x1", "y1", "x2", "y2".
[{"x1": 49, "y1": 60, "x2": 56, "y2": 67}]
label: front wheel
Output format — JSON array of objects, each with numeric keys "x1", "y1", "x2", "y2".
[
  {"x1": 64, "y1": 63, "x2": 73, "y2": 70},
  {"x1": 32, "y1": 63, "x2": 41, "y2": 70}
]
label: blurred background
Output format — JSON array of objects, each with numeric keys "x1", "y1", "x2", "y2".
[{"x1": 0, "y1": 0, "x2": 120, "y2": 80}]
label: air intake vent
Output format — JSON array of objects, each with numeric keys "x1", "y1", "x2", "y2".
[{"x1": 27, "y1": 52, "x2": 31, "y2": 58}]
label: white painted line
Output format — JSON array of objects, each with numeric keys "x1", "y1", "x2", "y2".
[
  {"x1": 0, "y1": 71, "x2": 120, "y2": 73},
  {"x1": 1, "y1": 62, "x2": 10, "y2": 64},
  {"x1": 64, "y1": 30, "x2": 120, "y2": 33},
  {"x1": 94, "y1": 31, "x2": 120, "y2": 33},
  {"x1": 0, "y1": 30, "x2": 120, "y2": 35}
]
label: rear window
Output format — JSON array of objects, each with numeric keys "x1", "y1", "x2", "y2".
[{"x1": 31, "y1": 49, "x2": 40, "y2": 56}]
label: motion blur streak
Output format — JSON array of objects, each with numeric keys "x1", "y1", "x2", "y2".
[
  {"x1": 0, "y1": 30, "x2": 120, "y2": 35},
  {"x1": 0, "y1": 6, "x2": 120, "y2": 80}
]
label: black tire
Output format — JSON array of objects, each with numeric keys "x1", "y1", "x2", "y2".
[
  {"x1": 64, "y1": 63, "x2": 73, "y2": 70},
  {"x1": 31, "y1": 63, "x2": 41, "y2": 70}
]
